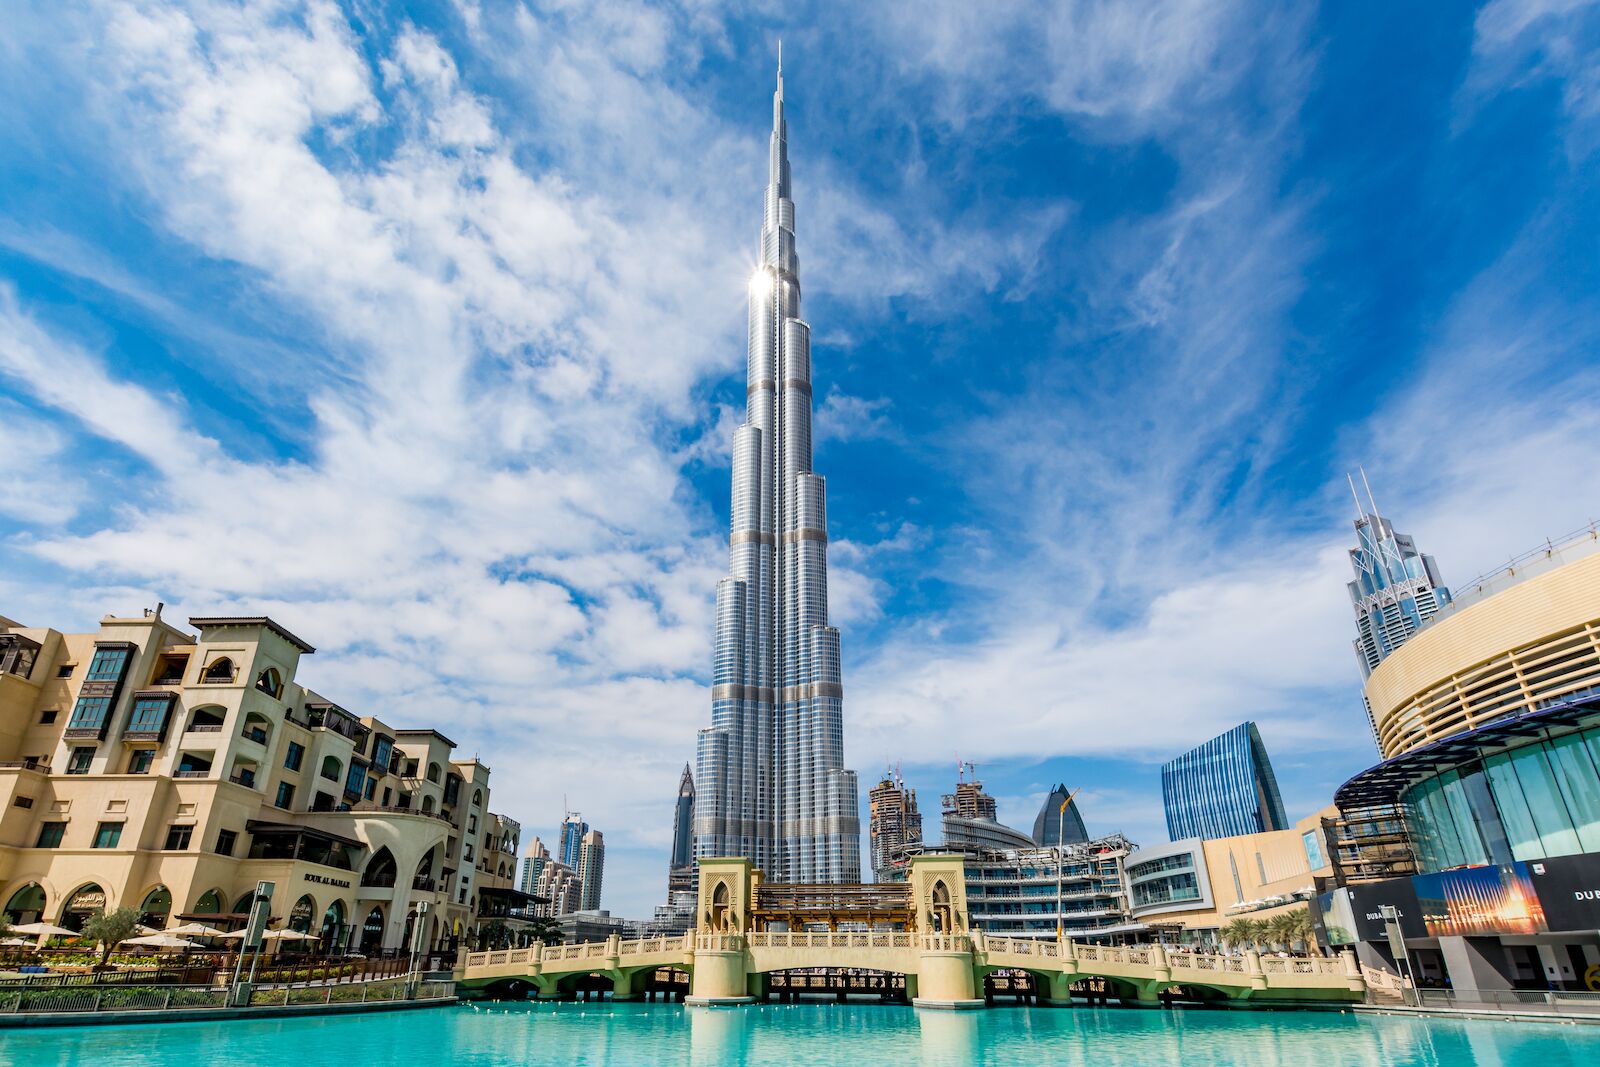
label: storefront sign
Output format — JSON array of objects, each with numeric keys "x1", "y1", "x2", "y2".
[
  {"x1": 1339, "y1": 879, "x2": 1426, "y2": 942},
  {"x1": 1528, "y1": 853, "x2": 1600, "y2": 933},
  {"x1": 304, "y1": 873, "x2": 351, "y2": 889}
]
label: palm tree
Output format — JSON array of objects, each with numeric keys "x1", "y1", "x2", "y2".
[
  {"x1": 1219, "y1": 918, "x2": 1256, "y2": 952},
  {"x1": 1290, "y1": 908, "x2": 1322, "y2": 956}
]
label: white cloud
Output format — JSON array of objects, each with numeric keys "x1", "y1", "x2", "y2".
[{"x1": 815, "y1": 390, "x2": 893, "y2": 446}]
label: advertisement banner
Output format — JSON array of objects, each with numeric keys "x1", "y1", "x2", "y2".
[
  {"x1": 1528, "y1": 853, "x2": 1600, "y2": 933},
  {"x1": 1412, "y1": 863, "x2": 1545, "y2": 937},
  {"x1": 1317, "y1": 879, "x2": 1424, "y2": 945}
]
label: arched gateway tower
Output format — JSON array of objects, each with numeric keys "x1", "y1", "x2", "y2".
[{"x1": 693, "y1": 56, "x2": 862, "y2": 883}]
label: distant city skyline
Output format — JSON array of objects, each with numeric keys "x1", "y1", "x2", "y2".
[{"x1": 2, "y1": 4, "x2": 1597, "y2": 921}]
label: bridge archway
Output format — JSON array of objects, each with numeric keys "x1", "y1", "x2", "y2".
[{"x1": 481, "y1": 978, "x2": 536, "y2": 1001}]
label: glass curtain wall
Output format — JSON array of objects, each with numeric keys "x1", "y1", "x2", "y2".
[{"x1": 1403, "y1": 723, "x2": 1600, "y2": 871}]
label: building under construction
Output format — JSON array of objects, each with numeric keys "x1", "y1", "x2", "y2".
[{"x1": 868, "y1": 768, "x2": 923, "y2": 882}]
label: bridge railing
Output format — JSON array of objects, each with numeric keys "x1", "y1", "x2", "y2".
[{"x1": 745, "y1": 932, "x2": 916, "y2": 950}]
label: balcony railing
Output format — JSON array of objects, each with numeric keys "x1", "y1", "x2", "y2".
[
  {"x1": 241, "y1": 728, "x2": 269, "y2": 744},
  {"x1": 364, "y1": 804, "x2": 454, "y2": 823},
  {"x1": 0, "y1": 760, "x2": 50, "y2": 772},
  {"x1": 187, "y1": 723, "x2": 224, "y2": 733},
  {"x1": 174, "y1": 770, "x2": 211, "y2": 779}
]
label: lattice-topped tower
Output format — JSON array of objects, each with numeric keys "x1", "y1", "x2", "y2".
[{"x1": 693, "y1": 53, "x2": 862, "y2": 883}]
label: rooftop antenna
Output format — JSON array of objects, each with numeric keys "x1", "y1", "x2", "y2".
[
  {"x1": 1359, "y1": 466, "x2": 1401, "y2": 585},
  {"x1": 1346, "y1": 473, "x2": 1366, "y2": 523}
]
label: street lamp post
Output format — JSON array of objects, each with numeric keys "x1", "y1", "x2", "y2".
[{"x1": 1056, "y1": 805, "x2": 1064, "y2": 943}]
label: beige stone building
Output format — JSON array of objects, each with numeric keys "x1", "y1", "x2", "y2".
[
  {"x1": 1124, "y1": 809, "x2": 1337, "y2": 943},
  {"x1": 0, "y1": 608, "x2": 521, "y2": 956}
]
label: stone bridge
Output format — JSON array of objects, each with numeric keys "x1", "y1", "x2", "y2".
[{"x1": 459, "y1": 856, "x2": 1364, "y2": 1009}]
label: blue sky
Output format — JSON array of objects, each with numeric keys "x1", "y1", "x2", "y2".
[{"x1": 2, "y1": 0, "x2": 1599, "y2": 919}]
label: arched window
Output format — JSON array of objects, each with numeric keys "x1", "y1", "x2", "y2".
[
  {"x1": 360, "y1": 906, "x2": 385, "y2": 953},
  {"x1": 930, "y1": 879, "x2": 954, "y2": 934},
  {"x1": 422, "y1": 795, "x2": 435, "y2": 813},
  {"x1": 414, "y1": 850, "x2": 436, "y2": 891},
  {"x1": 139, "y1": 885, "x2": 172, "y2": 925},
  {"x1": 3, "y1": 883, "x2": 47, "y2": 924},
  {"x1": 426, "y1": 762, "x2": 442, "y2": 784},
  {"x1": 202, "y1": 657, "x2": 235, "y2": 683},
  {"x1": 232, "y1": 891, "x2": 256, "y2": 914},
  {"x1": 472, "y1": 789, "x2": 482, "y2": 808},
  {"x1": 254, "y1": 667, "x2": 283, "y2": 698},
  {"x1": 289, "y1": 894, "x2": 316, "y2": 933},
  {"x1": 240, "y1": 712, "x2": 271, "y2": 746},
  {"x1": 709, "y1": 881, "x2": 730, "y2": 931},
  {"x1": 61, "y1": 883, "x2": 108, "y2": 931},
  {"x1": 193, "y1": 888, "x2": 224, "y2": 914},
  {"x1": 320, "y1": 755, "x2": 342, "y2": 781},
  {"x1": 186, "y1": 705, "x2": 227, "y2": 731},
  {"x1": 361, "y1": 847, "x2": 398, "y2": 888},
  {"x1": 321, "y1": 899, "x2": 347, "y2": 947}
]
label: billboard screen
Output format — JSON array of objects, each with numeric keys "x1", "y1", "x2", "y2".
[
  {"x1": 1412, "y1": 863, "x2": 1545, "y2": 937},
  {"x1": 1317, "y1": 879, "x2": 1424, "y2": 945},
  {"x1": 1528, "y1": 853, "x2": 1600, "y2": 933}
]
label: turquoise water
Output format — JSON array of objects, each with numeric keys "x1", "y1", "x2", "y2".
[{"x1": 3, "y1": 1002, "x2": 1599, "y2": 1066}]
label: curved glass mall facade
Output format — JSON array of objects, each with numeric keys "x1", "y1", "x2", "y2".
[
  {"x1": 1402, "y1": 723, "x2": 1600, "y2": 872},
  {"x1": 1328, "y1": 531, "x2": 1600, "y2": 991}
]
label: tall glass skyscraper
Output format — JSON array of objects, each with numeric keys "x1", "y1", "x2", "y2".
[
  {"x1": 558, "y1": 814, "x2": 588, "y2": 869},
  {"x1": 1161, "y1": 722, "x2": 1288, "y2": 841},
  {"x1": 670, "y1": 764, "x2": 695, "y2": 869},
  {"x1": 1346, "y1": 478, "x2": 1451, "y2": 678},
  {"x1": 693, "y1": 57, "x2": 862, "y2": 883}
]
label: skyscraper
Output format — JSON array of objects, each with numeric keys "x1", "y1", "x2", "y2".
[
  {"x1": 667, "y1": 764, "x2": 696, "y2": 897},
  {"x1": 1161, "y1": 722, "x2": 1288, "y2": 841},
  {"x1": 868, "y1": 769, "x2": 922, "y2": 882},
  {"x1": 558, "y1": 812, "x2": 588, "y2": 869},
  {"x1": 519, "y1": 852, "x2": 543, "y2": 897},
  {"x1": 693, "y1": 55, "x2": 862, "y2": 883},
  {"x1": 577, "y1": 829, "x2": 605, "y2": 912},
  {"x1": 1031, "y1": 783, "x2": 1089, "y2": 847},
  {"x1": 1346, "y1": 473, "x2": 1451, "y2": 679}
]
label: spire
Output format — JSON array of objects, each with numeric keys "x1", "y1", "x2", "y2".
[{"x1": 770, "y1": 42, "x2": 788, "y2": 197}]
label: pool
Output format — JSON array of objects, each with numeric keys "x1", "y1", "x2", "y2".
[{"x1": 3, "y1": 1001, "x2": 1598, "y2": 1066}]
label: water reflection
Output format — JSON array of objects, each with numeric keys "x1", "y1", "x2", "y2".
[
  {"x1": 914, "y1": 1009, "x2": 979, "y2": 1067},
  {"x1": 689, "y1": 1005, "x2": 754, "y2": 1066}
]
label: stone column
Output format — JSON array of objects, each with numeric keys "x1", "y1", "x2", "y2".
[
  {"x1": 686, "y1": 935, "x2": 754, "y2": 1005},
  {"x1": 911, "y1": 937, "x2": 984, "y2": 1010}
]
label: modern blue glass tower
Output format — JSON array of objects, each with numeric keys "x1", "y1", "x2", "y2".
[
  {"x1": 1161, "y1": 722, "x2": 1288, "y2": 841},
  {"x1": 693, "y1": 55, "x2": 862, "y2": 883}
]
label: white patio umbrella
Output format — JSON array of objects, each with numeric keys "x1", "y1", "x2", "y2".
[
  {"x1": 1, "y1": 937, "x2": 31, "y2": 947},
  {"x1": 9, "y1": 921, "x2": 77, "y2": 947},
  {"x1": 166, "y1": 922, "x2": 228, "y2": 938},
  {"x1": 120, "y1": 933, "x2": 201, "y2": 951},
  {"x1": 9, "y1": 922, "x2": 76, "y2": 937},
  {"x1": 216, "y1": 928, "x2": 320, "y2": 941}
]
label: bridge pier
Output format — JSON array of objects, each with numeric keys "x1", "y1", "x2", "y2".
[
  {"x1": 909, "y1": 941, "x2": 985, "y2": 1011},
  {"x1": 1039, "y1": 971, "x2": 1078, "y2": 1007},
  {"x1": 608, "y1": 968, "x2": 645, "y2": 1002},
  {"x1": 685, "y1": 936, "x2": 755, "y2": 1006}
]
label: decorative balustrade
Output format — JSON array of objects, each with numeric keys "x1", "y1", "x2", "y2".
[{"x1": 461, "y1": 930, "x2": 1356, "y2": 1002}]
